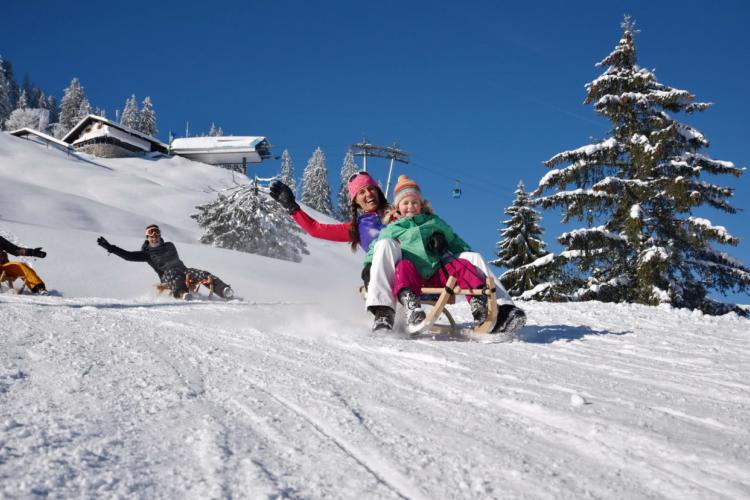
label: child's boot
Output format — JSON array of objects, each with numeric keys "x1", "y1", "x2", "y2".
[
  {"x1": 398, "y1": 288, "x2": 426, "y2": 326},
  {"x1": 469, "y1": 295, "x2": 488, "y2": 325}
]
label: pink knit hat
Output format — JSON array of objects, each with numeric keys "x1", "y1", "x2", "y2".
[{"x1": 347, "y1": 171, "x2": 378, "y2": 201}]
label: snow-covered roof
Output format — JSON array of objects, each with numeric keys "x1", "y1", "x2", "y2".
[
  {"x1": 171, "y1": 136, "x2": 270, "y2": 154},
  {"x1": 8, "y1": 128, "x2": 71, "y2": 149},
  {"x1": 62, "y1": 114, "x2": 168, "y2": 151},
  {"x1": 170, "y1": 136, "x2": 273, "y2": 166}
]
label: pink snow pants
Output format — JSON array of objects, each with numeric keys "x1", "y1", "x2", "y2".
[{"x1": 392, "y1": 258, "x2": 486, "y2": 301}]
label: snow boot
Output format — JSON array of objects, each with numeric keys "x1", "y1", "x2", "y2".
[
  {"x1": 492, "y1": 305, "x2": 527, "y2": 334},
  {"x1": 469, "y1": 295, "x2": 488, "y2": 326},
  {"x1": 398, "y1": 289, "x2": 426, "y2": 326},
  {"x1": 369, "y1": 306, "x2": 395, "y2": 332}
]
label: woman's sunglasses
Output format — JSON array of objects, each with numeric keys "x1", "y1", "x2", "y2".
[{"x1": 348, "y1": 171, "x2": 368, "y2": 183}]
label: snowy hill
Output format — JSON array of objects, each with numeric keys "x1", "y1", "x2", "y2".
[{"x1": 1, "y1": 132, "x2": 749, "y2": 499}]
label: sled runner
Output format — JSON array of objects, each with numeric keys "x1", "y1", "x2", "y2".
[
  {"x1": 408, "y1": 276, "x2": 498, "y2": 335},
  {"x1": 0, "y1": 270, "x2": 28, "y2": 294}
]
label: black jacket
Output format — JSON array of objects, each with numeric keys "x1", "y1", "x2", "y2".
[
  {"x1": 0, "y1": 235, "x2": 31, "y2": 257},
  {"x1": 108, "y1": 239, "x2": 187, "y2": 281}
]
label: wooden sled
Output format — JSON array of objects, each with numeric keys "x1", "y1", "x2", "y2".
[
  {"x1": 154, "y1": 275, "x2": 215, "y2": 298},
  {"x1": 0, "y1": 270, "x2": 28, "y2": 295},
  {"x1": 409, "y1": 276, "x2": 498, "y2": 335},
  {"x1": 359, "y1": 275, "x2": 498, "y2": 335}
]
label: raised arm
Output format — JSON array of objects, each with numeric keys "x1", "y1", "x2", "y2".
[
  {"x1": 0, "y1": 235, "x2": 46, "y2": 258},
  {"x1": 97, "y1": 236, "x2": 147, "y2": 262}
]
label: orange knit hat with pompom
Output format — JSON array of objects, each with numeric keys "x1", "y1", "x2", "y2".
[{"x1": 392, "y1": 175, "x2": 421, "y2": 205}]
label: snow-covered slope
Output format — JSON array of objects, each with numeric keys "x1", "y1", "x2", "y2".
[{"x1": 1, "y1": 132, "x2": 749, "y2": 499}]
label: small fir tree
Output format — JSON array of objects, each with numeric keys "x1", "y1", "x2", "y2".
[
  {"x1": 278, "y1": 149, "x2": 297, "y2": 194},
  {"x1": 16, "y1": 88, "x2": 29, "y2": 110},
  {"x1": 534, "y1": 17, "x2": 749, "y2": 315},
  {"x1": 4, "y1": 108, "x2": 45, "y2": 131},
  {"x1": 139, "y1": 96, "x2": 157, "y2": 136},
  {"x1": 207, "y1": 123, "x2": 223, "y2": 136},
  {"x1": 491, "y1": 181, "x2": 553, "y2": 297},
  {"x1": 336, "y1": 148, "x2": 358, "y2": 220},
  {"x1": 300, "y1": 147, "x2": 334, "y2": 216},
  {"x1": 58, "y1": 77, "x2": 88, "y2": 135},
  {"x1": 120, "y1": 94, "x2": 140, "y2": 130},
  {"x1": 192, "y1": 183, "x2": 309, "y2": 263}
]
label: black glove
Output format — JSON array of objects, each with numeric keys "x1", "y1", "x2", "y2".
[
  {"x1": 361, "y1": 263, "x2": 371, "y2": 288},
  {"x1": 426, "y1": 231, "x2": 448, "y2": 256},
  {"x1": 269, "y1": 181, "x2": 300, "y2": 214},
  {"x1": 27, "y1": 247, "x2": 46, "y2": 258},
  {"x1": 97, "y1": 236, "x2": 113, "y2": 252}
]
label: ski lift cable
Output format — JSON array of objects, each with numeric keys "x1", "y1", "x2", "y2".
[{"x1": 407, "y1": 159, "x2": 524, "y2": 197}]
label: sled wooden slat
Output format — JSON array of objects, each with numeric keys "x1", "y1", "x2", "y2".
[{"x1": 0, "y1": 270, "x2": 27, "y2": 294}]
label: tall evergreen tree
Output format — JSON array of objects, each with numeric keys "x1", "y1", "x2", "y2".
[
  {"x1": 58, "y1": 77, "x2": 87, "y2": 135},
  {"x1": 491, "y1": 181, "x2": 553, "y2": 297},
  {"x1": 300, "y1": 147, "x2": 334, "y2": 216},
  {"x1": 278, "y1": 149, "x2": 297, "y2": 194},
  {"x1": 139, "y1": 96, "x2": 157, "y2": 136},
  {"x1": 0, "y1": 58, "x2": 13, "y2": 128},
  {"x1": 192, "y1": 183, "x2": 309, "y2": 263},
  {"x1": 0, "y1": 57, "x2": 19, "y2": 114},
  {"x1": 336, "y1": 148, "x2": 358, "y2": 220},
  {"x1": 535, "y1": 17, "x2": 749, "y2": 315},
  {"x1": 120, "y1": 94, "x2": 140, "y2": 130}
]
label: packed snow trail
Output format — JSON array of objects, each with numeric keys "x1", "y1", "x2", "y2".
[{"x1": 2, "y1": 294, "x2": 749, "y2": 499}]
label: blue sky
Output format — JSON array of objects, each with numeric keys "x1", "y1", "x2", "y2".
[{"x1": 4, "y1": 0, "x2": 749, "y2": 302}]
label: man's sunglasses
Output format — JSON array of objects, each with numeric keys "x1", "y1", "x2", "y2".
[{"x1": 146, "y1": 230, "x2": 161, "y2": 237}]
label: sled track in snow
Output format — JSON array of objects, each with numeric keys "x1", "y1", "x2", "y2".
[{"x1": 229, "y1": 375, "x2": 426, "y2": 500}]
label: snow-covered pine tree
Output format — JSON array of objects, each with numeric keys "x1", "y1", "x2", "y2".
[
  {"x1": 0, "y1": 57, "x2": 19, "y2": 119},
  {"x1": 0, "y1": 59, "x2": 14, "y2": 128},
  {"x1": 46, "y1": 95, "x2": 59, "y2": 124},
  {"x1": 207, "y1": 123, "x2": 223, "y2": 136},
  {"x1": 534, "y1": 17, "x2": 749, "y2": 315},
  {"x1": 300, "y1": 147, "x2": 334, "y2": 216},
  {"x1": 491, "y1": 181, "x2": 555, "y2": 298},
  {"x1": 16, "y1": 89, "x2": 29, "y2": 110},
  {"x1": 336, "y1": 148, "x2": 358, "y2": 220},
  {"x1": 4, "y1": 108, "x2": 45, "y2": 131},
  {"x1": 139, "y1": 96, "x2": 157, "y2": 136},
  {"x1": 191, "y1": 183, "x2": 309, "y2": 263},
  {"x1": 58, "y1": 77, "x2": 88, "y2": 136},
  {"x1": 76, "y1": 96, "x2": 91, "y2": 122},
  {"x1": 120, "y1": 95, "x2": 140, "y2": 130},
  {"x1": 278, "y1": 149, "x2": 297, "y2": 194}
]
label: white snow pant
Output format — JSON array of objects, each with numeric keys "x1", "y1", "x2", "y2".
[{"x1": 364, "y1": 239, "x2": 515, "y2": 312}]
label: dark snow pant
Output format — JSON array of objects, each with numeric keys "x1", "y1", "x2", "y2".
[{"x1": 161, "y1": 267, "x2": 229, "y2": 298}]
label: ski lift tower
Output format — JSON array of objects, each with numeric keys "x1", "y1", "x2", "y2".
[{"x1": 351, "y1": 138, "x2": 410, "y2": 199}]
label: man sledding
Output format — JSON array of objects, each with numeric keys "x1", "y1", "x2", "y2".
[
  {"x1": 0, "y1": 234, "x2": 49, "y2": 295},
  {"x1": 96, "y1": 224, "x2": 233, "y2": 300}
]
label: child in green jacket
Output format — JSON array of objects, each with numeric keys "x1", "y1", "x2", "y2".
[{"x1": 364, "y1": 176, "x2": 488, "y2": 327}]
